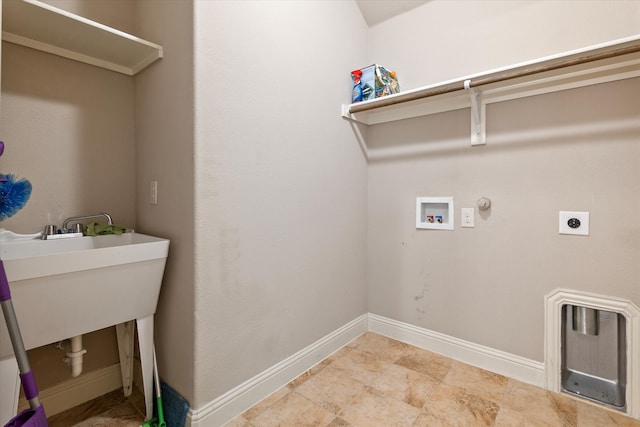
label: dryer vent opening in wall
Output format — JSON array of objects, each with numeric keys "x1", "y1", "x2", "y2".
[
  {"x1": 561, "y1": 304, "x2": 626, "y2": 409},
  {"x1": 544, "y1": 289, "x2": 640, "y2": 420}
]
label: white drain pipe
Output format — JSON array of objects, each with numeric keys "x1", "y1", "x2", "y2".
[{"x1": 66, "y1": 335, "x2": 87, "y2": 377}]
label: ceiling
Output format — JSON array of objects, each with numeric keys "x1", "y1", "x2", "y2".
[{"x1": 355, "y1": 0, "x2": 429, "y2": 26}]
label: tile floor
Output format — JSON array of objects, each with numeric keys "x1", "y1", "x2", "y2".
[
  {"x1": 228, "y1": 332, "x2": 639, "y2": 427},
  {"x1": 47, "y1": 387, "x2": 145, "y2": 427},
  {"x1": 49, "y1": 332, "x2": 639, "y2": 426}
]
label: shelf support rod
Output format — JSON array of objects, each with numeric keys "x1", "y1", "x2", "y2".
[{"x1": 465, "y1": 79, "x2": 486, "y2": 146}]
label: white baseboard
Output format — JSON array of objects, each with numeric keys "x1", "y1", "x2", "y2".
[
  {"x1": 368, "y1": 313, "x2": 545, "y2": 388},
  {"x1": 18, "y1": 364, "x2": 123, "y2": 417},
  {"x1": 19, "y1": 312, "x2": 546, "y2": 425},
  {"x1": 188, "y1": 313, "x2": 545, "y2": 426},
  {"x1": 187, "y1": 314, "x2": 368, "y2": 427}
]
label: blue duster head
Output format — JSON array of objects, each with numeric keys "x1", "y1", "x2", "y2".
[{"x1": 0, "y1": 174, "x2": 32, "y2": 221}]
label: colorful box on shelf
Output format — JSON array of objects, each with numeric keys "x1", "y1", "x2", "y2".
[{"x1": 351, "y1": 64, "x2": 400, "y2": 103}]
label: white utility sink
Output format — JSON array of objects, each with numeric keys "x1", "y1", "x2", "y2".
[
  {"x1": 0, "y1": 232, "x2": 169, "y2": 356},
  {"x1": 0, "y1": 232, "x2": 169, "y2": 423}
]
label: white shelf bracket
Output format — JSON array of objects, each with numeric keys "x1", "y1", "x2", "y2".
[
  {"x1": 341, "y1": 104, "x2": 355, "y2": 121},
  {"x1": 465, "y1": 79, "x2": 486, "y2": 146}
]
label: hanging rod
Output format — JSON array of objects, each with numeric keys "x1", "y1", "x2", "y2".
[{"x1": 348, "y1": 35, "x2": 640, "y2": 115}]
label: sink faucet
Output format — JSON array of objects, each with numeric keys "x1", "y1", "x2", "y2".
[
  {"x1": 62, "y1": 213, "x2": 113, "y2": 233},
  {"x1": 42, "y1": 213, "x2": 114, "y2": 240}
]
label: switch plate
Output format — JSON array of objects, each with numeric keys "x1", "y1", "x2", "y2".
[
  {"x1": 461, "y1": 208, "x2": 475, "y2": 228},
  {"x1": 559, "y1": 211, "x2": 589, "y2": 236},
  {"x1": 150, "y1": 180, "x2": 158, "y2": 205}
]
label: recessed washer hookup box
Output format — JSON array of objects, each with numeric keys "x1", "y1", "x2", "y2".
[{"x1": 351, "y1": 64, "x2": 400, "y2": 103}]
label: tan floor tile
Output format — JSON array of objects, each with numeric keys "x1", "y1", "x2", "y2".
[
  {"x1": 327, "y1": 417, "x2": 351, "y2": 427},
  {"x1": 444, "y1": 360, "x2": 508, "y2": 404},
  {"x1": 346, "y1": 335, "x2": 365, "y2": 348},
  {"x1": 494, "y1": 406, "x2": 559, "y2": 427},
  {"x1": 45, "y1": 387, "x2": 144, "y2": 427},
  {"x1": 373, "y1": 363, "x2": 440, "y2": 409},
  {"x1": 242, "y1": 386, "x2": 291, "y2": 421},
  {"x1": 250, "y1": 391, "x2": 335, "y2": 427},
  {"x1": 289, "y1": 363, "x2": 328, "y2": 388},
  {"x1": 330, "y1": 348, "x2": 393, "y2": 388},
  {"x1": 73, "y1": 400, "x2": 143, "y2": 427},
  {"x1": 549, "y1": 392, "x2": 578, "y2": 426},
  {"x1": 296, "y1": 366, "x2": 367, "y2": 415},
  {"x1": 340, "y1": 387, "x2": 421, "y2": 426},
  {"x1": 74, "y1": 417, "x2": 142, "y2": 427},
  {"x1": 420, "y1": 383, "x2": 499, "y2": 427},
  {"x1": 352, "y1": 332, "x2": 412, "y2": 363},
  {"x1": 500, "y1": 379, "x2": 552, "y2": 412},
  {"x1": 576, "y1": 400, "x2": 640, "y2": 426},
  {"x1": 412, "y1": 412, "x2": 456, "y2": 427},
  {"x1": 324, "y1": 345, "x2": 355, "y2": 365},
  {"x1": 499, "y1": 379, "x2": 577, "y2": 427},
  {"x1": 224, "y1": 415, "x2": 250, "y2": 427},
  {"x1": 326, "y1": 416, "x2": 352, "y2": 426},
  {"x1": 72, "y1": 405, "x2": 141, "y2": 427},
  {"x1": 394, "y1": 348, "x2": 452, "y2": 382}
]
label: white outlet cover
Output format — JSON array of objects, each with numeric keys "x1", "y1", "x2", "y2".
[{"x1": 559, "y1": 211, "x2": 589, "y2": 236}]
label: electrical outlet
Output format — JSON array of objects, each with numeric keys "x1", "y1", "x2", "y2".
[
  {"x1": 559, "y1": 211, "x2": 589, "y2": 236},
  {"x1": 461, "y1": 208, "x2": 474, "y2": 228},
  {"x1": 150, "y1": 180, "x2": 158, "y2": 205}
]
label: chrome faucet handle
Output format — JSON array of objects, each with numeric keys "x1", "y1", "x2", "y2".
[{"x1": 43, "y1": 225, "x2": 57, "y2": 235}]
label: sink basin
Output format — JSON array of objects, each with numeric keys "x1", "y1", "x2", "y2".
[{"x1": 0, "y1": 232, "x2": 169, "y2": 358}]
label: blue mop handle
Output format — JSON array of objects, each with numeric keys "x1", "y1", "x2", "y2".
[{"x1": 0, "y1": 260, "x2": 42, "y2": 410}]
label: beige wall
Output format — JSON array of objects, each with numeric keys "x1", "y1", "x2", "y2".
[
  {"x1": 0, "y1": 43, "x2": 136, "y2": 233},
  {"x1": 38, "y1": 0, "x2": 136, "y2": 34},
  {"x1": 367, "y1": 78, "x2": 640, "y2": 361},
  {"x1": 134, "y1": 0, "x2": 196, "y2": 403},
  {"x1": 368, "y1": 0, "x2": 640, "y2": 90},
  {"x1": 1, "y1": 3, "x2": 137, "y2": 389},
  {"x1": 192, "y1": 0, "x2": 368, "y2": 407},
  {"x1": 366, "y1": 1, "x2": 640, "y2": 362}
]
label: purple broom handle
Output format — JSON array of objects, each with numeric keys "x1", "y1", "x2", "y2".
[
  {"x1": 20, "y1": 371, "x2": 40, "y2": 401},
  {"x1": 0, "y1": 260, "x2": 11, "y2": 302}
]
